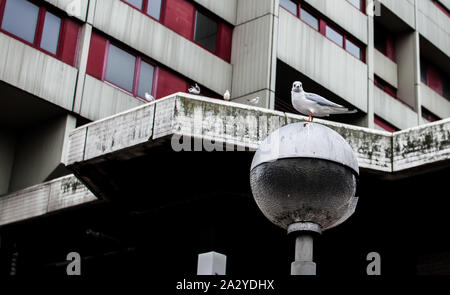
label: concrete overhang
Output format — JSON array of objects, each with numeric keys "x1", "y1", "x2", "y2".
[{"x1": 63, "y1": 93, "x2": 450, "y2": 201}]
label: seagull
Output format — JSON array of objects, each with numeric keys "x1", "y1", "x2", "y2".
[
  {"x1": 291, "y1": 81, "x2": 356, "y2": 122},
  {"x1": 224, "y1": 90, "x2": 231, "y2": 101},
  {"x1": 248, "y1": 97, "x2": 260, "y2": 105},
  {"x1": 188, "y1": 83, "x2": 201, "y2": 95},
  {"x1": 144, "y1": 92, "x2": 155, "y2": 102}
]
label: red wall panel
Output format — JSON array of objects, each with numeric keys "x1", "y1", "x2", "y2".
[
  {"x1": 60, "y1": 19, "x2": 80, "y2": 66},
  {"x1": 374, "y1": 116, "x2": 396, "y2": 132},
  {"x1": 385, "y1": 35, "x2": 395, "y2": 62},
  {"x1": 216, "y1": 23, "x2": 232, "y2": 63},
  {"x1": 155, "y1": 67, "x2": 188, "y2": 98},
  {"x1": 163, "y1": 0, "x2": 195, "y2": 40},
  {"x1": 86, "y1": 32, "x2": 107, "y2": 80},
  {"x1": 427, "y1": 66, "x2": 443, "y2": 95}
]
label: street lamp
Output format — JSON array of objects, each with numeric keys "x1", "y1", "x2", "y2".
[{"x1": 250, "y1": 123, "x2": 359, "y2": 275}]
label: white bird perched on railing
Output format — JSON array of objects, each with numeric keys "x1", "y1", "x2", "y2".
[
  {"x1": 248, "y1": 97, "x2": 260, "y2": 105},
  {"x1": 144, "y1": 92, "x2": 155, "y2": 102},
  {"x1": 291, "y1": 81, "x2": 356, "y2": 122},
  {"x1": 224, "y1": 90, "x2": 231, "y2": 101},
  {"x1": 188, "y1": 83, "x2": 201, "y2": 95}
]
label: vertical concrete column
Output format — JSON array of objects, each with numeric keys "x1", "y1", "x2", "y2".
[
  {"x1": 231, "y1": 0, "x2": 279, "y2": 109},
  {"x1": 365, "y1": 13, "x2": 375, "y2": 129},
  {"x1": 72, "y1": 0, "x2": 95, "y2": 114},
  {"x1": 291, "y1": 234, "x2": 316, "y2": 275},
  {"x1": 413, "y1": 0, "x2": 422, "y2": 124}
]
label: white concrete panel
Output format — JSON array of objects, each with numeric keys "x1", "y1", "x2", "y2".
[
  {"x1": 304, "y1": 0, "x2": 367, "y2": 44},
  {"x1": 9, "y1": 115, "x2": 76, "y2": 192},
  {"x1": 231, "y1": 15, "x2": 274, "y2": 99},
  {"x1": 278, "y1": 9, "x2": 368, "y2": 112},
  {"x1": 236, "y1": 0, "x2": 276, "y2": 25},
  {"x1": 379, "y1": 0, "x2": 415, "y2": 29},
  {"x1": 0, "y1": 175, "x2": 96, "y2": 226},
  {"x1": 65, "y1": 127, "x2": 87, "y2": 165},
  {"x1": 421, "y1": 83, "x2": 450, "y2": 119},
  {"x1": 44, "y1": 0, "x2": 89, "y2": 21},
  {"x1": 0, "y1": 33, "x2": 77, "y2": 111},
  {"x1": 417, "y1": 0, "x2": 450, "y2": 57},
  {"x1": 80, "y1": 75, "x2": 144, "y2": 121},
  {"x1": 374, "y1": 49, "x2": 398, "y2": 88},
  {"x1": 395, "y1": 32, "x2": 417, "y2": 110},
  {"x1": 0, "y1": 129, "x2": 15, "y2": 195},
  {"x1": 193, "y1": 0, "x2": 237, "y2": 24},
  {"x1": 92, "y1": 0, "x2": 232, "y2": 96},
  {"x1": 441, "y1": 0, "x2": 450, "y2": 10},
  {"x1": 374, "y1": 86, "x2": 418, "y2": 129},
  {"x1": 73, "y1": 24, "x2": 93, "y2": 113}
]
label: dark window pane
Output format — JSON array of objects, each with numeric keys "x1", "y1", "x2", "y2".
[
  {"x1": 346, "y1": 39, "x2": 361, "y2": 59},
  {"x1": 300, "y1": 8, "x2": 318, "y2": 30},
  {"x1": 347, "y1": 0, "x2": 361, "y2": 10},
  {"x1": 420, "y1": 61, "x2": 427, "y2": 84},
  {"x1": 443, "y1": 77, "x2": 450, "y2": 100},
  {"x1": 40, "y1": 12, "x2": 61, "y2": 54},
  {"x1": 147, "y1": 0, "x2": 162, "y2": 20},
  {"x1": 374, "y1": 27, "x2": 386, "y2": 54},
  {"x1": 138, "y1": 61, "x2": 155, "y2": 98},
  {"x1": 194, "y1": 12, "x2": 218, "y2": 52},
  {"x1": 280, "y1": 0, "x2": 298, "y2": 16},
  {"x1": 1, "y1": 0, "x2": 39, "y2": 43},
  {"x1": 123, "y1": 0, "x2": 143, "y2": 9},
  {"x1": 105, "y1": 44, "x2": 136, "y2": 93},
  {"x1": 326, "y1": 25, "x2": 343, "y2": 47}
]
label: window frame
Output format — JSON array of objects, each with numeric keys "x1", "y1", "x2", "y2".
[
  {"x1": 374, "y1": 75, "x2": 398, "y2": 99},
  {"x1": 102, "y1": 40, "x2": 157, "y2": 101},
  {"x1": 121, "y1": 0, "x2": 165, "y2": 22},
  {"x1": 0, "y1": 0, "x2": 65, "y2": 59},
  {"x1": 191, "y1": 6, "x2": 220, "y2": 56}
]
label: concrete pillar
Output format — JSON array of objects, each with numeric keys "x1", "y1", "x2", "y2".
[
  {"x1": 413, "y1": 0, "x2": 422, "y2": 124},
  {"x1": 291, "y1": 234, "x2": 316, "y2": 275},
  {"x1": 365, "y1": 12, "x2": 375, "y2": 129},
  {"x1": 73, "y1": 23, "x2": 93, "y2": 114},
  {"x1": 197, "y1": 251, "x2": 227, "y2": 275},
  {"x1": 231, "y1": 0, "x2": 279, "y2": 109}
]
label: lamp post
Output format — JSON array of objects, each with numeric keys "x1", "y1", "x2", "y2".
[{"x1": 250, "y1": 123, "x2": 359, "y2": 275}]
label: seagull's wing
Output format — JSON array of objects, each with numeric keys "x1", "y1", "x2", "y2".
[{"x1": 305, "y1": 92, "x2": 344, "y2": 108}]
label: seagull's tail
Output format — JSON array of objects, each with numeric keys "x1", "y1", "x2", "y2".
[{"x1": 330, "y1": 107, "x2": 358, "y2": 114}]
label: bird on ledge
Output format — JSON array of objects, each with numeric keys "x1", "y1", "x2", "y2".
[{"x1": 291, "y1": 81, "x2": 356, "y2": 123}]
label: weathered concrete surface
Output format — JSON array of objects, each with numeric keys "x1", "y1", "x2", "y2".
[
  {"x1": 0, "y1": 175, "x2": 96, "y2": 227},
  {"x1": 66, "y1": 93, "x2": 449, "y2": 176}
]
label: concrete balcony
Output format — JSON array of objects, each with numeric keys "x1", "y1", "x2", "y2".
[
  {"x1": 44, "y1": 0, "x2": 89, "y2": 22},
  {"x1": 77, "y1": 75, "x2": 144, "y2": 122},
  {"x1": 0, "y1": 32, "x2": 77, "y2": 112},
  {"x1": 278, "y1": 8, "x2": 368, "y2": 112},
  {"x1": 304, "y1": 0, "x2": 368, "y2": 44},
  {"x1": 421, "y1": 83, "x2": 450, "y2": 120},
  {"x1": 374, "y1": 86, "x2": 418, "y2": 130},
  {"x1": 379, "y1": 0, "x2": 415, "y2": 29},
  {"x1": 418, "y1": 0, "x2": 450, "y2": 57},
  {"x1": 0, "y1": 175, "x2": 96, "y2": 227},
  {"x1": 374, "y1": 49, "x2": 398, "y2": 88},
  {"x1": 90, "y1": 0, "x2": 232, "y2": 96}
]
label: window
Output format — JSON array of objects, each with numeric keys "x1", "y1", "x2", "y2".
[
  {"x1": 374, "y1": 76, "x2": 397, "y2": 98},
  {"x1": 122, "y1": 0, "x2": 162, "y2": 20},
  {"x1": 421, "y1": 58, "x2": 450, "y2": 100},
  {"x1": 347, "y1": 0, "x2": 362, "y2": 10},
  {"x1": 345, "y1": 39, "x2": 361, "y2": 59},
  {"x1": 0, "y1": 0, "x2": 80, "y2": 65},
  {"x1": 422, "y1": 107, "x2": 440, "y2": 122},
  {"x1": 194, "y1": 11, "x2": 218, "y2": 53},
  {"x1": 374, "y1": 25, "x2": 396, "y2": 61},
  {"x1": 1, "y1": 0, "x2": 39, "y2": 43},
  {"x1": 40, "y1": 11, "x2": 62, "y2": 55},
  {"x1": 374, "y1": 116, "x2": 397, "y2": 132},
  {"x1": 326, "y1": 25, "x2": 343, "y2": 47},
  {"x1": 280, "y1": 0, "x2": 298, "y2": 16},
  {"x1": 105, "y1": 44, "x2": 137, "y2": 93},
  {"x1": 102, "y1": 42, "x2": 156, "y2": 99},
  {"x1": 300, "y1": 8, "x2": 318, "y2": 30}
]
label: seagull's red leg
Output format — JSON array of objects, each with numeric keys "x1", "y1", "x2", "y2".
[{"x1": 308, "y1": 112, "x2": 312, "y2": 122}]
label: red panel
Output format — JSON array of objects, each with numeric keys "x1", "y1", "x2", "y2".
[
  {"x1": 155, "y1": 67, "x2": 188, "y2": 98},
  {"x1": 385, "y1": 35, "x2": 395, "y2": 62},
  {"x1": 427, "y1": 66, "x2": 443, "y2": 95},
  {"x1": 86, "y1": 32, "x2": 107, "y2": 80},
  {"x1": 59, "y1": 19, "x2": 80, "y2": 66},
  {"x1": 374, "y1": 116, "x2": 396, "y2": 132},
  {"x1": 216, "y1": 23, "x2": 232, "y2": 62},
  {"x1": 163, "y1": 0, "x2": 195, "y2": 40}
]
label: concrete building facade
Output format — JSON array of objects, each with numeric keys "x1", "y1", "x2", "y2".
[{"x1": 0, "y1": 0, "x2": 449, "y2": 277}]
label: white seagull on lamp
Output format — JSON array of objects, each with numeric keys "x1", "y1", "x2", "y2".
[
  {"x1": 223, "y1": 90, "x2": 231, "y2": 101},
  {"x1": 188, "y1": 83, "x2": 201, "y2": 95},
  {"x1": 291, "y1": 81, "x2": 356, "y2": 122}
]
